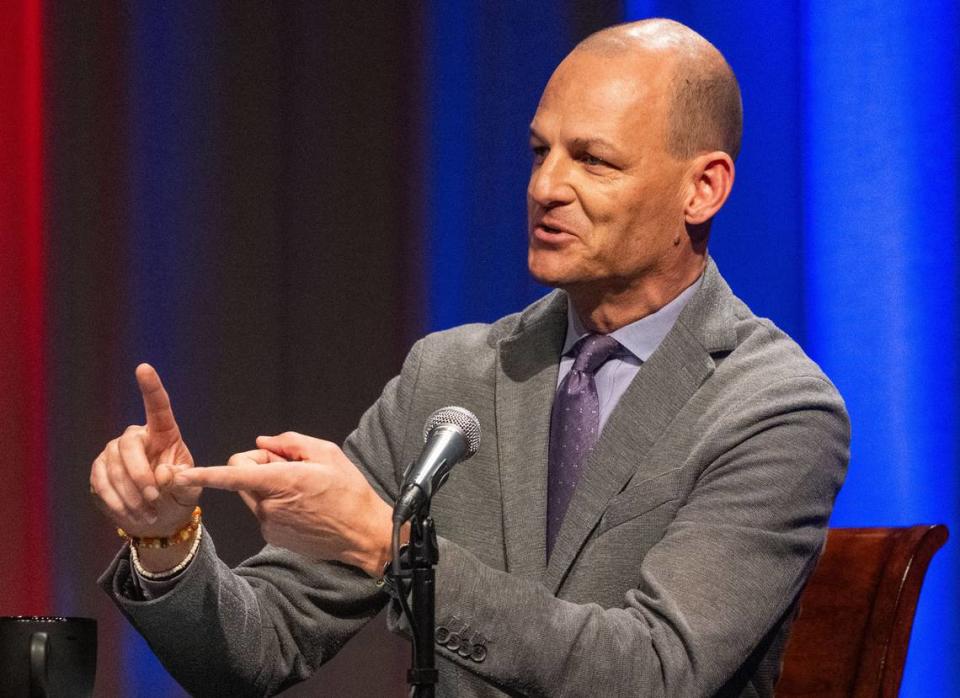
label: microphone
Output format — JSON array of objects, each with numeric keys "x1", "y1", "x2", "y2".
[{"x1": 393, "y1": 406, "x2": 481, "y2": 523}]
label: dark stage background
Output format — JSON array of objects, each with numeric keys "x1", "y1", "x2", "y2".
[{"x1": 1, "y1": 1, "x2": 957, "y2": 696}]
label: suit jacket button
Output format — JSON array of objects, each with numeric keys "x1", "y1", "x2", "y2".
[
  {"x1": 445, "y1": 633, "x2": 462, "y2": 651},
  {"x1": 470, "y1": 644, "x2": 487, "y2": 663},
  {"x1": 435, "y1": 626, "x2": 450, "y2": 644}
]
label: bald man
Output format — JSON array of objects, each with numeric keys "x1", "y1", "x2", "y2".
[{"x1": 95, "y1": 19, "x2": 848, "y2": 697}]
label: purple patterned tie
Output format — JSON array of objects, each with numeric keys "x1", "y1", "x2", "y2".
[{"x1": 547, "y1": 333, "x2": 621, "y2": 556}]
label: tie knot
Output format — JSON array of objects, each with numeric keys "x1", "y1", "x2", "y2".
[{"x1": 571, "y1": 334, "x2": 620, "y2": 374}]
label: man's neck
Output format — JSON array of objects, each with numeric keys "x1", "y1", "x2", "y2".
[{"x1": 567, "y1": 259, "x2": 706, "y2": 333}]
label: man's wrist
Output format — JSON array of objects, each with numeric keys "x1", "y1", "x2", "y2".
[
  {"x1": 361, "y1": 510, "x2": 410, "y2": 578},
  {"x1": 134, "y1": 524, "x2": 201, "y2": 574}
]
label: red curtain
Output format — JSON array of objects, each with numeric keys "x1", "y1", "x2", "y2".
[{"x1": 0, "y1": 0, "x2": 50, "y2": 615}]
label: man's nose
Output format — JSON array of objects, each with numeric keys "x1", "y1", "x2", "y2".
[{"x1": 528, "y1": 154, "x2": 575, "y2": 208}]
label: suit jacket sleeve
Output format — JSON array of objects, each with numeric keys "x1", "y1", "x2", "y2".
[
  {"x1": 98, "y1": 340, "x2": 426, "y2": 697},
  {"x1": 388, "y1": 373, "x2": 849, "y2": 697}
]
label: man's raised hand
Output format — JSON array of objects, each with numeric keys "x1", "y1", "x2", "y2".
[{"x1": 90, "y1": 364, "x2": 201, "y2": 538}]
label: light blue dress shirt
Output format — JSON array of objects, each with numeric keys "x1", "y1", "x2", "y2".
[{"x1": 557, "y1": 275, "x2": 702, "y2": 434}]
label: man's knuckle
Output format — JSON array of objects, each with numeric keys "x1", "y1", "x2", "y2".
[{"x1": 91, "y1": 465, "x2": 107, "y2": 489}]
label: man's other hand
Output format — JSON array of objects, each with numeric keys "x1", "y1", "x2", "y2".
[
  {"x1": 90, "y1": 364, "x2": 200, "y2": 539},
  {"x1": 175, "y1": 433, "x2": 395, "y2": 578}
]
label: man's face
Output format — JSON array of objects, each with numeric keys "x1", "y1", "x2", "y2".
[{"x1": 527, "y1": 49, "x2": 689, "y2": 293}]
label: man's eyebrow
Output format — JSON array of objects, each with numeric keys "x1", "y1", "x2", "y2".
[
  {"x1": 527, "y1": 128, "x2": 621, "y2": 155},
  {"x1": 570, "y1": 136, "x2": 620, "y2": 154}
]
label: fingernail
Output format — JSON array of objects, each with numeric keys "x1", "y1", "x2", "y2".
[
  {"x1": 143, "y1": 486, "x2": 160, "y2": 502},
  {"x1": 145, "y1": 512, "x2": 158, "y2": 525}
]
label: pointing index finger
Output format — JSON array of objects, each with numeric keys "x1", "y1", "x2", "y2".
[
  {"x1": 136, "y1": 363, "x2": 179, "y2": 435},
  {"x1": 175, "y1": 463, "x2": 286, "y2": 496}
]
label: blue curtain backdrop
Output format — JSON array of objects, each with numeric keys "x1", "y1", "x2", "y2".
[
  {"x1": 123, "y1": 4, "x2": 221, "y2": 695},
  {"x1": 45, "y1": 1, "x2": 957, "y2": 694},
  {"x1": 421, "y1": 2, "x2": 570, "y2": 329},
  {"x1": 801, "y1": 3, "x2": 958, "y2": 696}
]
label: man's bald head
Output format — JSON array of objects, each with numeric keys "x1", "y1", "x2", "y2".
[{"x1": 576, "y1": 19, "x2": 743, "y2": 161}]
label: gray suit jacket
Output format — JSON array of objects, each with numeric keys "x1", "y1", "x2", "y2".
[{"x1": 102, "y1": 259, "x2": 850, "y2": 697}]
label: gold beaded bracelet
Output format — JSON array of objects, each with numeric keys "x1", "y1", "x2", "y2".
[
  {"x1": 131, "y1": 523, "x2": 203, "y2": 580},
  {"x1": 118, "y1": 506, "x2": 202, "y2": 549}
]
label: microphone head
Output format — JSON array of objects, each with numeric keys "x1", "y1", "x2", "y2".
[{"x1": 423, "y1": 406, "x2": 481, "y2": 457}]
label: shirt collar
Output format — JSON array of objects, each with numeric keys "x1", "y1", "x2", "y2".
[{"x1": 561, "y1": 275, "x2": 703, "y2": 362}]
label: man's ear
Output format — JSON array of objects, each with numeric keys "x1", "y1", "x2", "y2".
[{"x1": 684, "y1": 152, "x2": 735, "y2": 225}]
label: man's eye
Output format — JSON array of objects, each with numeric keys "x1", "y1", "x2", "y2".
[
  {"x1": 531, "y1": 146, "x2": 548, "y2": 163},
  {"x1": 581, "y1": 153, "x2": 607, "y2": 167}
]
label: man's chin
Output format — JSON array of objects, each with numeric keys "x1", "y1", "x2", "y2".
[
  {"x1": 528, "y1": 247, "x2": 592, "y2": 290},
  {"x1": 527, "y1": 263, "x2": 574, "y2": 290}
]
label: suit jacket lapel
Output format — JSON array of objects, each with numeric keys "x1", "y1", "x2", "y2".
[
  {"x1": 495, "y1": 291, "x2": 567, "y2": 581},
  {"x1": 543, "y1": 259, "x2": 738, "y2": 593}
]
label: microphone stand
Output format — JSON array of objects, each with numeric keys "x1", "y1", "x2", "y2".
[{"x1": 407, "y1": 506, "x2": 439, "y2": 697}]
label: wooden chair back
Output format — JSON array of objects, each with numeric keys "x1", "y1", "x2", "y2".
[{"x1": 776, "y1": 524, "x2": 948, "y2": 697}]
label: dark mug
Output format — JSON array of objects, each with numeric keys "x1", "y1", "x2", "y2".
[{"x1": 0, "y1": 617, "x2": 97, "y2": 697}]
